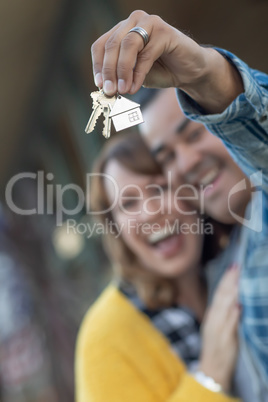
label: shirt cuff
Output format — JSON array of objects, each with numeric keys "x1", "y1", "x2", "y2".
[{"x1": 176, "y1": 47, "x2": 268, "y2": 126}]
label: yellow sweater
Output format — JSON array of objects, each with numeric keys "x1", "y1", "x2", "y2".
[{"x1": 75, "y1": 284, "x2": 240, "y2": 402}]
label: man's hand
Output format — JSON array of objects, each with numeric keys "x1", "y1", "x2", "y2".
[{"x1": 91, "y1": 10, "x2": 244, "y2": 113}]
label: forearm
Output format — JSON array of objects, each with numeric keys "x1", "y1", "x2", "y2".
[
  {"x1": 180, "y1": 47, "x2": 244, "y2": 114},
  {"x1": 177, "y1": 48, "x2": 268, "y2": 189}
]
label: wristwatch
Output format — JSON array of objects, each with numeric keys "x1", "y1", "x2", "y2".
[{"x1": 193, "y1": 371, "x2": 223, "y2": 393}]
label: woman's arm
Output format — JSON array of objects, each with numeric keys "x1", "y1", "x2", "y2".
[
  {"x1": 75, "y1": 285, "x2": 240, "y2": 402},
  {"x1": 76, "y1": 342, "x2": 240, "y2": 402}
]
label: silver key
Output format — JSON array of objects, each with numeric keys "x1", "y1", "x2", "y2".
[
  {"x1": 102, "y1": 106, "x2": 112, "y2": 139},
  {"x1": 85, "y1": 89, "x2": 143, "y2": 137},
  {"x1": 85, "y1": 90, "x2": 115, "y2": 136},
  {"x1": 97, "y1": 91, "x2": 117, "y2": 138},
  {"x1": 85, "y1": 91, "x2": 103, "y2": 133},
  {"x1": 85, "y1": 103, "x2": 103, "y2": 133},
  {"x1": 97, "y1": 91, "x2": 117, "y2": 111}
]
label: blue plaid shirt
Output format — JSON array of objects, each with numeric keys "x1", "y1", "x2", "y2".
[{"x1": 177, "y1": 49, "x2": 268, "y2": 388}]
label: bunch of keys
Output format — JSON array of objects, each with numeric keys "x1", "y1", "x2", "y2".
[{"x1": 85, "y1": 89, "x2": 143, "y2": 138}]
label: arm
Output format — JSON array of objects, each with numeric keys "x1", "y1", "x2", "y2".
[
  {"x1": 75, "y1": 342, "x2": 240, "y2": 402},
  {"x1": 75, "y1": 283, "x2": 240, "y2": 402},
  {"x1": 91, "y1": 10, "x2": 243, "y2": 113},
  {"x1": 177, "y1": 49, "x2": 268, "y2": 187},
  {"x1": 91, "y1": 10, "x2": 268, "y2": 185}
]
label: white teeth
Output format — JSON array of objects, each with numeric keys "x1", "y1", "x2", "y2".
[
  {"x1": 200, "y1": 168, "x2": 219, "y2": 186},
  {"x1": 148, "y1": 227, "x2": 172, "y2": 245}
]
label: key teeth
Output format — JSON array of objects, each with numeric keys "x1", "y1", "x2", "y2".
[
  {"x1": 100, "y1": 105, "x2": 109, "y2": 138},
  {"x1": 85, "y1": 89, "x2": 115, "y2": 137},
  {"x1": 85, "y1": 121, "x2": 96, "y2": 133},
  {"x1": 85, "y1": 121, "x2": 96, "y2": 134},
  {"x1": 85, "y1": 104, "x2": 102, "y2": 134},
  {"x1": 102, "y1": 115, "x2": 111, "y2": 138},
  {"x1": 102, "y1": 119, "x2": 108, "y2": 138}
]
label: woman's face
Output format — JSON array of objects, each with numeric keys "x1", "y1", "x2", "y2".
[{"x1": 104, "y1": 159, "x2": 204, "y2": 277}]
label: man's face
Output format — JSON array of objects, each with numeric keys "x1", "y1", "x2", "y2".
[{"x1": 139, "y1": 88, "x2": 251, "y2": 224}]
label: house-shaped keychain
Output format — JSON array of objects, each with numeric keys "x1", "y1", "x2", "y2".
[{"x1": 109, "y1": 96, "x2": 144, "y2": 132}]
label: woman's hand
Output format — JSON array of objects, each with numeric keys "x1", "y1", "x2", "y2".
[
  {"x1": 199, "y1": 265, "x2": 241, "y2": 393},
  {"x1": 91, "y1": 10, "x2": 243, "y2": 113}
]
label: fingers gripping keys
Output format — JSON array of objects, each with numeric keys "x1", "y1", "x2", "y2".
[{"x1": 85, "y1": 89, "x2": 144, "y2": 138}]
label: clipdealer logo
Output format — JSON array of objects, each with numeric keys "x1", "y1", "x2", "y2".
[
  {"x1": 5, "y1": 172, "x2": 86, "y2": 225},
  {"x1": 66, "y1": 217, "x2": 213, "y2": 239},
  {"x1": 228, "y1": 171, "x2": 263, "y2": 232},
  {"x1": 4, "y1": 171, "x2": 203, "y2": 225},
  {"x1": 4, "y1": 170, "x2": 264, "y2": 232}
]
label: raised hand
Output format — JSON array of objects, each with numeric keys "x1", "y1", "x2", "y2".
[
  {"x1": 91, "y1": 11, "x2": 209, "y2": 95},
  {"x1": 91, "y1": 10, "x2": 243, "y2": 113},
  {"x1": 199, "y1": 265, "x2": 241, "y2": 393}
]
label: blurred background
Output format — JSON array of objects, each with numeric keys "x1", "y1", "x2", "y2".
[{"x1": 0, "y1": 0, "x2": 267, "y2": 401}]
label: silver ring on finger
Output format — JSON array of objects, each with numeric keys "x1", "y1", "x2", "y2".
[{"x1": 128, "y1": 26, "x2": 149, "y2": 48}]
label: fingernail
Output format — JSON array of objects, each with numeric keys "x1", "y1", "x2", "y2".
[
  {"x1": 94, "y1": 73, "x2": 103, "y2": 88},
  {"x1": 103, "y1": 80, "x2": 116, "y2": 95},
  {"x1": 118, "y1": 79, "x2": 126, "y2": 93}
]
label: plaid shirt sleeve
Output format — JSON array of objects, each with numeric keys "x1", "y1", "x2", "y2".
[{"x1": 177, "y1": 50, "x2": 268, "y2": 390}]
